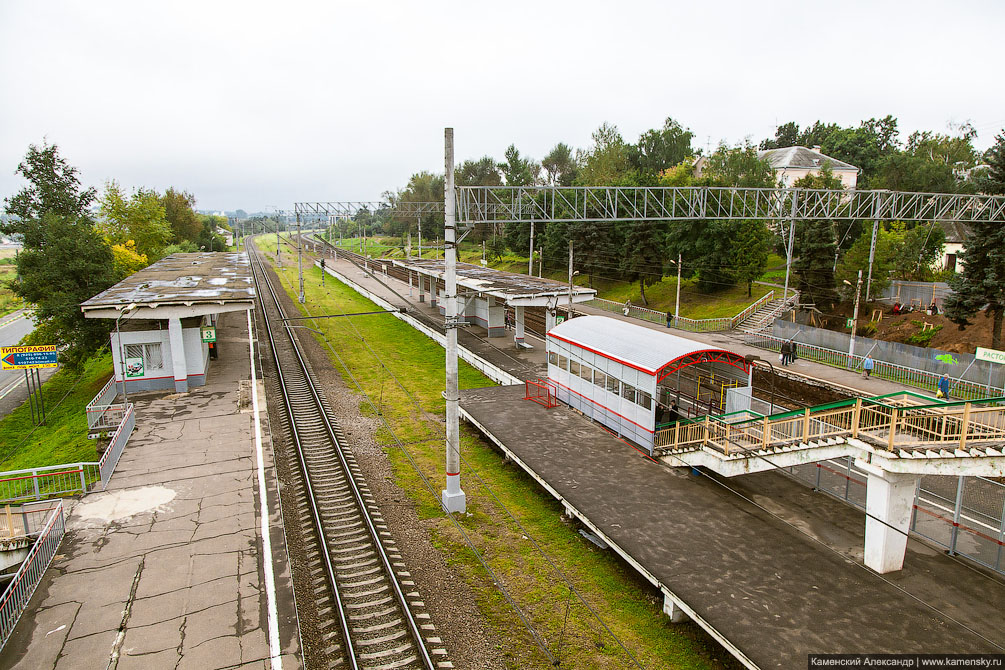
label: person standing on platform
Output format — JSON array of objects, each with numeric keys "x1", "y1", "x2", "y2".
[
  {"x1": 863, "y1": 355, "x2": 875, "y2": 378},
  {"x1": 938, "y1": 373, "x2": 951, "y2": 400},
  {"x1": 789, "y1": 341, "x2": 798, "y2": 363},
  {"x1": 780, "y1": 340, "x2": 791, "y2": 366}
]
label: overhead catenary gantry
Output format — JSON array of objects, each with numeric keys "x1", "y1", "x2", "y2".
[{"x1": 455, "y1": 184, "x2": 1005, "y2": 301}]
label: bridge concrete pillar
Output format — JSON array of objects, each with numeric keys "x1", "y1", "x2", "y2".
[
  {"x1": 857, "y1": 459, "x2": 918, "y2": 573},
  {"x1": 168, "y1": 317, "x2": 189, "y2": 393},
  {"x1": 662, "y1": 590, "x2": 690, "y2": 623}
]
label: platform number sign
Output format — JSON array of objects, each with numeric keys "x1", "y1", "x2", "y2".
[{"x1": 201, "y1": 326, "x2": 217, "y2": 343}]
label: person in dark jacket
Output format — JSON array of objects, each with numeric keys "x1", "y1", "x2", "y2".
[{"x1": 780, "y1": 340, "x2": 792, "y2": 366}]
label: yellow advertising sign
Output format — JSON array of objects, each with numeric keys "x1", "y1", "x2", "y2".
[{"x1": 1, "y1": 345, "x2": 59, "y2": 370}]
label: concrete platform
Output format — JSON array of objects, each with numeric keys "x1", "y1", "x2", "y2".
[
  {"x1": 459, "y1": 384, "x2": 1005, "y2": 668},
  {"x1": 0, "y1": 312, "x2": 300, "y2": 669}
]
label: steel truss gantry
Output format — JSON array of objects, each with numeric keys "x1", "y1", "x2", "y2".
[
  {"x1": 454, "y1": 185, "x2": 1005, "y2": 224},
  {"x1": 294, "y1": 201, "x2": 443, "y2": 221}
]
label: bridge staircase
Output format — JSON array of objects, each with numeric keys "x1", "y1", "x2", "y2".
[{"x1": 737, "y1": 292, "x2": 798, "y2": 333}]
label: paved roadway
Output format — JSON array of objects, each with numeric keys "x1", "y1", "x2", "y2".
[{"x1": 0, "y1": 310, "x2": 59, "y2": 421}]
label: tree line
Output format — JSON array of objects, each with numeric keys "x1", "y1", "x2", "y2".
[{"x1": 1, "y1": 142, "x2": 230, "y2": 367}]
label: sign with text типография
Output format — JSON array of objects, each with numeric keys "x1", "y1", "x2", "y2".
[
  {"x1": 976, "y1": 346, "x2": 1005, "y2": 365},
  {"x1": 1, "y1": 345, "x2": 58, "y2": 370}
]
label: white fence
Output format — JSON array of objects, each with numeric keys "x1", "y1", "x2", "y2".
[
  {"x1": 0, "y1": 380, "x2": 135, "y2": 502},
  {"x1": 0, "y1": 500, "x2": 65, "y2": 649}
]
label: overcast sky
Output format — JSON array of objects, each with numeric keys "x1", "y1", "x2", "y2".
[{"x1": 1, "y1": 0, "x2": 1002, "y2": 213}]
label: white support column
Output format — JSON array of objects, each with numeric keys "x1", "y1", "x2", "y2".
[
  {"x1": 662, "y1": 590, "x2": 690, "y2": 623},
  {"x1": 546, "y1": 308, "x2": 556, "y2": 333},
  {"x1": 442, "y1": 128, "x2": 466, "y2": 514},
  {"x1": 418, "y1": 273, "x2": 425, "y2": 303},
  {"x1": 168, "y1": 317, "x2": 189, "y2": 393},
  {"x1": 857, "y1": 460, "x2": 919, "y2": 573},
  {"x1": 514, "y1": 305, "x2": 526, "y2": 347}
]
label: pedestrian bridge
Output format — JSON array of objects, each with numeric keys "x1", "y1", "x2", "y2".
[{"x1": 652, "y1": 391, "x2": 1005, "y2": 573}]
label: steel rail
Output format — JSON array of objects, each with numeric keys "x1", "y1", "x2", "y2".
[{"x1": 250, "y1": 245, "x2": 436, "y2": 670}]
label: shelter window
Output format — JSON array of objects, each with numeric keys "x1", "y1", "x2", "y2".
[
  {"x1": 570, "y1": 361, "x2": 581, "y2": 378},
  {"x1": 605, "y1": 376, "x2": 619, "y2": 395},
  {"x1": 579, "y1": 364, "x2": 592, "y2": 383},
  {"x1": 622, "y1": 383, "x2": 637, "y2": 403},
  {"x1": 125, "y1": 343, "x2": 164, "y2": 371},
  {"x1": 557, "y1": 355, "x2": 568, "y2": 371},
  {"x1": 594, "y1": 371, "x2": 607, "y2": 389},
  {"x1": 548, "y1": 352, "x2": 558, "y2": 366},
  {"x1": 637, "y1": 390, "x2": 652, "y2": 410}
]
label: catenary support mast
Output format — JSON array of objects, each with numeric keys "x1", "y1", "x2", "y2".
[{"x1": 442, "y1": 128, "x2": 466, "y2": 514}]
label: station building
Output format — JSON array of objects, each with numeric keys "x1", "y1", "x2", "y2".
[
  {"x1": 546, "y1": 315, "x2": 751, "y2": 451},
  {"x1": 80, "y1": 252, "x2": 255, "y2": 393}
]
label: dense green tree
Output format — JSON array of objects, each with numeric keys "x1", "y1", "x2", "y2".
[
  {"x1": 759, "y1": 121, "x2": 802, "y2": 150},
  {"x1": 542, "y1": 143, "x2": 578, "y2": 186},
  {"x1": 99, "y1": 182, "x2": 173, "y2": 258},
  {"x1": 732, "y1": 219, "x2": 772, "y2": 296},
  {"x1": 944, "y1": 217, "x2": 1005, "y2": 349},
  {"x1": 161, "y1": 188, "x2": 201, "y2": 243},
  {"x1": 875, "y1": 152, "x2": 957, "y2": 193},
  {"x1": 497, "y1": 145, "x2": 539, "y2": 186},
  {"x1": 621, "y1": 218, "x2": 666, "y2": 304},
  {"x1": 456, "y1": 156, "x2": 502, "y2": 187},
  {"x1": 399, "y1": 171, "x2": 444, "y2": 240},
  {"x1": 3, "y1": 143, "x2": 115, "y2": 368},
  {"x1": 629, "y1": 117, "x2": 695, "y2": 178},
  {"x1": 791, "y1": 167, "x2": 841, "y2": 308},
  {"x1": 700, "y1": 141, "x2": 776, "y2": 187},
  {"x1": 575, "y1": 123, "x2": 632, "y2": 186},
  {"x1": 976, "y1": 131, "x2": 1005, "y2": 195}
]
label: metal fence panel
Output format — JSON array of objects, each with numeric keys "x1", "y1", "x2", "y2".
[
  {"x1": 881, "y1": 281, "x2": 952, "y2": 309},
  {"x1": 0, "y1": 501, "x2": 65, "y2": 649}
]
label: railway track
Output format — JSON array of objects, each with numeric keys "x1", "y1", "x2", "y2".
[{"x1": 249, "y1": 243, "x2": 445, "y2": 670}]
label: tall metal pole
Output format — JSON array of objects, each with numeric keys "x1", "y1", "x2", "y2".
[
  {"x1": 674, "y1": 253, "x2": 682, "y2": 328},
  {"x1": 276, "y1": 212, "x2": 282, "y2": 267},
  {"x1": 528, "y1": 218, "x2": 535, "y2": 275},
  {"x1": 442, "y1": 128, "x2": 466, "y2": 514},
  {"x1": 297, "y1": 213, "x2": 305, "y2": 304},
  {"x1": 866, "y1": 221, "x2": 880, "y2": 302},
  {"x1": 567, "y1": 240, "x2": 574, "y2": 317},
  {"x1": 849, "y1": 269, "x2": 863, "y2": 367},
  {"x1": 782, "y1": 189, "x2": 799, "y2": 300},
  {"x1": 417, "y1": 217, "x2": 422, "y2": 258},
  {"x1": 116, "y1": 310, "x2": 130, "y2": 405}
]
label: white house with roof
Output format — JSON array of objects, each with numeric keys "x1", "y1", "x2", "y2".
[{"x1": 757, "y1": 145, "x2": 861, "y2": 189}]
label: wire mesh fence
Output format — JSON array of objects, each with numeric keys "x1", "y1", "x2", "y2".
[{"x1": 787, "y1": 458, "x2": 1005, "y2": 574}]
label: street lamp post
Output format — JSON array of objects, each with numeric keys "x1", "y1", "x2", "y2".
[{"x1": 116, "y1": 303, "x2": 138, "y2": 403}]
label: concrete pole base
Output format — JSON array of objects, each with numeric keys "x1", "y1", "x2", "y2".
[
  {"x1": 441, "y1": 488, "x2": 466, "y2": 514},
  {"x1": 662, "y1": 591, "x2": 690, "y2": 623},
  {"x1": 857, "y1": 459, "x2": 919, "y2": 574}
]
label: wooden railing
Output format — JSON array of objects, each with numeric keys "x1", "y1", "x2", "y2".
[{"x1": 654, "y1": 392, "x2": 1005, "y2": 456}]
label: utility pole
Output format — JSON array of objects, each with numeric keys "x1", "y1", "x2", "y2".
[
  {"x1": 567, "y1": 240, "x2": 574, "y2": 318},
  {"x1": 865, "y1": 191, "x2": 888, "y2": 302},
  {"x1": 297, "y1": 212, "x2": 305, "y2": 304},
  {"x1": 782, "y1": 189, "x2": 799, "y2": 300},
  {"x1": 528, "y1": 218, "x2": 535, "y2": 275},
  {"x1": 538, "y1": 245, "x2": 543, "y2": 278},
  {"x1": 674, "y1": 253, "x2": 682, "y2": 328},
  {"x1": 442, "y1": 128, "x2": 465, "y2": 514},
  {"x1": 275, "y1": 211, "x2": 282, "y2": 267},
  {"x1": 848, "y1": 269, "x2": 863, "y2": 366}
]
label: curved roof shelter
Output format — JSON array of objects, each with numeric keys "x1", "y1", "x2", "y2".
[{"x1": 548, "y1": 315, "x2": 749, "y2": 381}]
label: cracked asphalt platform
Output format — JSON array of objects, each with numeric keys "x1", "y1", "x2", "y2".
[{"x1": 0, "y1": 313, "x2": 301, "y2": 669}]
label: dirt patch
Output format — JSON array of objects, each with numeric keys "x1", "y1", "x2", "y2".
[{"x1": 808, "y1": 301, "x2": 998, "y2": 355}]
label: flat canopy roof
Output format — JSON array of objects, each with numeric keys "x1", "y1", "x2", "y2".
[
  {"x1": 391, "y1": 258, "x2": 597, "y2": 307},
  {"x1": 81, "y1": 252, "x2": 255, "y2": 319},
  {"x1": 548, "y1": 315, "x2": 750, "y2": 380}
]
